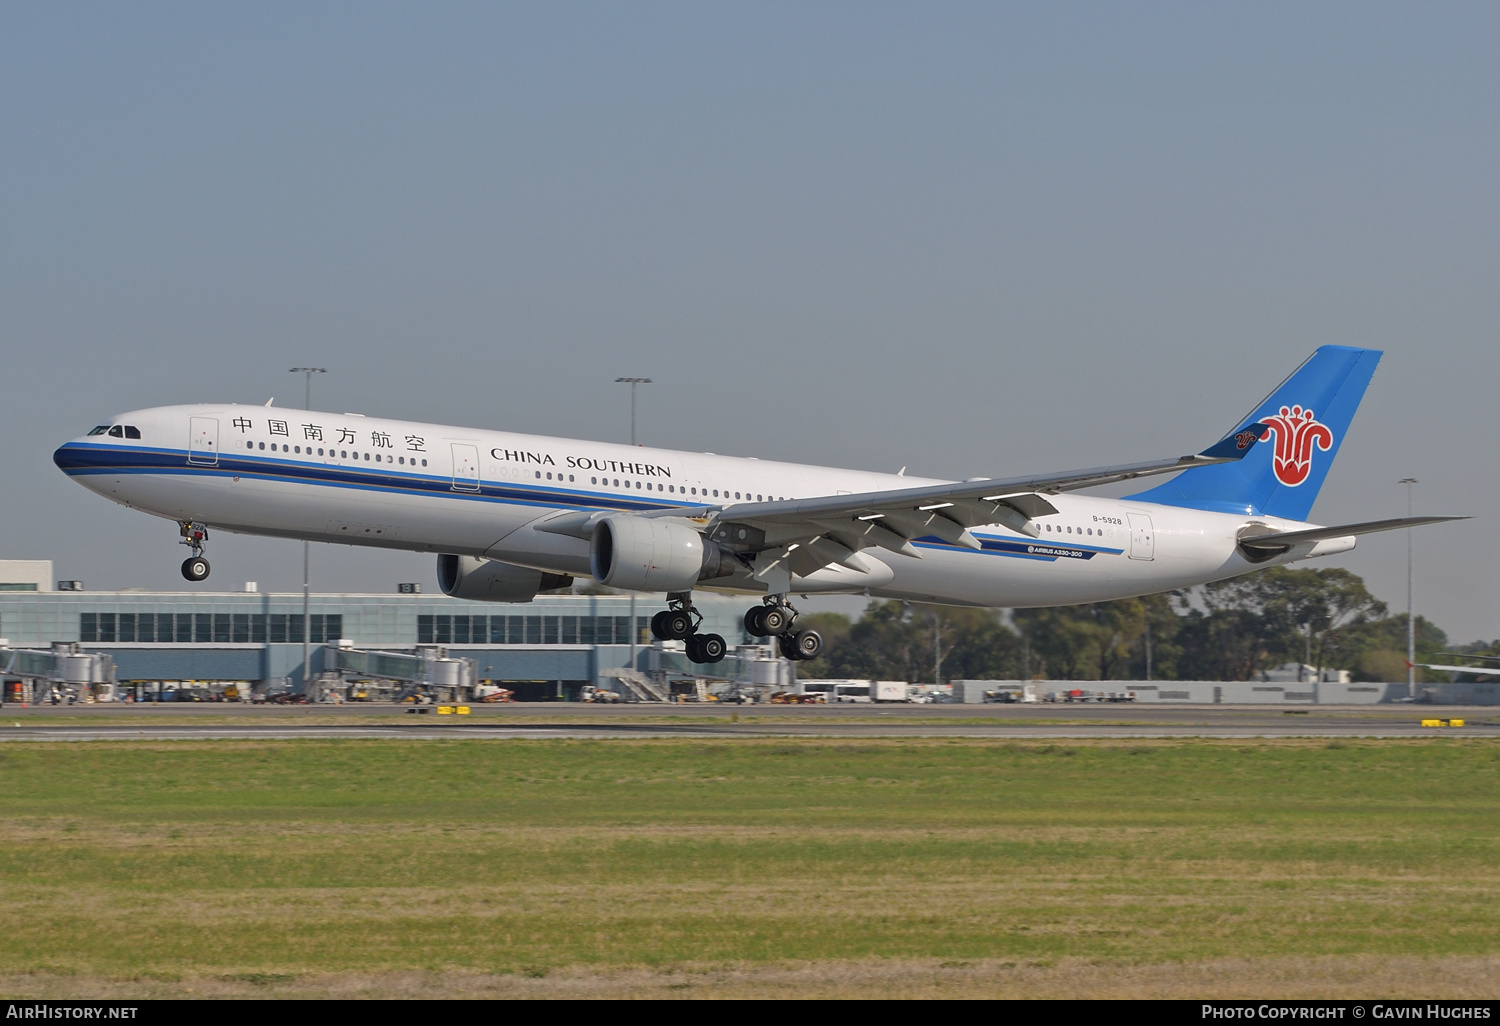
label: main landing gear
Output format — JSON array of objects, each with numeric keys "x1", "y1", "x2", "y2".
[
  {"x1": 744, "y1": 597, "x2": 823, "y2": 662},
  {"x1": 650, "y1": 594, "x2": 727, "y2": 664},
  {"x1": 179, "y1": 521, "x2": 210, "y2": 582}
]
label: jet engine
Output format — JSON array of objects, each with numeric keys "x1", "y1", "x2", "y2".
[
  {"x1": 435, "y1": 555, "x2": 573, "y2": 602},
  {"x1": 589, "y1": 516, "x2": 736, "y2": 592}
]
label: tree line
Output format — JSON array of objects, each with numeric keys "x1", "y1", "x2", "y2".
[{"x1": 793, "y1": 566, "x2": 1478, "y2": 683}]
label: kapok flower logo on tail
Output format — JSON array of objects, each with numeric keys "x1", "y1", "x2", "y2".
[{"x1": 1260, "y1": 405, "x2": 1333, "y2": 486}]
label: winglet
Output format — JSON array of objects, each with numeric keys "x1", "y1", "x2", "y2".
[{"x1": 1197, "y1": 422, "x2": 1270, "y2": 461}]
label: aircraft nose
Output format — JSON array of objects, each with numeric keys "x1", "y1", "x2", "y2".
[{"x1": 54, "y1": 441, "x2": 92, "y2": 473}]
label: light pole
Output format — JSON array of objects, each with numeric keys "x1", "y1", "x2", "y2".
[
  {"x1": 1399, "y1": 477, "x2": 1418, "y2": 698},
  {"x1": 614, "y1": 377, "x2": 652, "y2": 446},
  {"x1": 291, "y1": 368, "x2": 326, "y2": 692},
  {"x1": 614, "y1": 377, "x2": 652, "y2": 675}
]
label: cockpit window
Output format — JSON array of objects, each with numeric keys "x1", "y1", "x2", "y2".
[
  {"x1": 88, "y1": 426, "x2": 110, "y2": 436},
  {"x1": 124, "y1": 426, "x2": 141, "y2": 439},
  {"x1": 107, "y1": 426, "x2": 124, "y2": 438}
]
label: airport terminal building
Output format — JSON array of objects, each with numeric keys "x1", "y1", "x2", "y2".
[
  {"x1": 0, "y1": 560, "x2": 764, "y2": 700},
  {"x1": 3, "y1": 561, "x2": 1482, "y2": 704}
]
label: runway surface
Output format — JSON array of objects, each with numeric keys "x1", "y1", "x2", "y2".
[{"x1": 1, "y1": 702, "x2": 1495, "y2": 741}]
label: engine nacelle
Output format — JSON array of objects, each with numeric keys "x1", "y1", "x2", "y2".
[
  {"x1": 589, "y1": 516, "x2": 735, "y2": 592},
  {"x1": 435, "y1": 555, "x2": 573, "y2": 602}
]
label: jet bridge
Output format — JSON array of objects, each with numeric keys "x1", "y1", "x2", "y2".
[
  {"x1": 321, "y1": 642, "x2": 476, "y2": 702},
  {"x1": 1, "y1": 641, "x2": 117, "y2": 703}
]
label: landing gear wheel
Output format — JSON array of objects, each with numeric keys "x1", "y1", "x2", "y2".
[
  {"x1": 698, "y1": 633, "x2": 727, "y2": 663},
  {"x1": 181, "y1": 557, "x2": 210, "y2": 582},
  {"x1": 778, "y1": 634, "x2": 801, "y2": 661},
  {"x1": 760, "y1": 606, "x2": 791, "y2": 636},
  {"x1": 744, "y1": 607, "x2": 768, "y2": 637},
  {"x1": 685, "y1": 633, "x2": 727, "y2": 664},
  {"x1": 789, "y1": 628, "x2": 822, "y2": 661},
  {"x1": 653, "y1": 610, "x2": 695, "y2": 641}
]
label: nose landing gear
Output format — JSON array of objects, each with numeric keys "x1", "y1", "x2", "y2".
[
  {"x1": 744, "y1": 596, "x2": 822, "y2": 661},
  {"x1": 650, "y1": 592, "x2": 726, "y2": 665},
  {"x1": 179, "y1": 521, "x2": 210, "y2": 582}
]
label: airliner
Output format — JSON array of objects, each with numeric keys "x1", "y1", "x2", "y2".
[{"x1": 53, "y1": 346, "x2": 1461, "y2": 665}]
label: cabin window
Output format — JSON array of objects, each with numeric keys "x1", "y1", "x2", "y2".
[
  {"x1": 568, "y1": 475, "x2": 574, "y2": 482},
  {"x1": 259, "y1": 442, "x2": 266, "y2": 450},
  {"x1": 421, "y1": 459, "x2": 427, "y2": 466}
]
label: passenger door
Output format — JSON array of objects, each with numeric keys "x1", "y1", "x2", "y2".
[
  {"x1": 450, "y1": 443, "x2": 481, "y2": 492},
  {"x1": 1127, "y1": 513, "x2": 1155, "y2": 560},
  {"x1": 188, "y1": 417, "x2": 219, "y2": 466}
]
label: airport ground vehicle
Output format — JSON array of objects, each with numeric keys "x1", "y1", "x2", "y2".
[
  {"x1": 829, "y1": 683, "x2": 873, "y2": 703},
  {"x1": 984, "y1": 684, "x2": 1039, "y2": 704}
]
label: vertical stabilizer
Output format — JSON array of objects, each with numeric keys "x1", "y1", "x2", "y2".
[{"x1": 1126, "y1": 346, "x2": 1381, "y2": 520}]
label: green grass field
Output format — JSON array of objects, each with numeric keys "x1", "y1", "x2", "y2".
[{"x1": 2, "y1": 737, "x2": 1498, "y2": 998}]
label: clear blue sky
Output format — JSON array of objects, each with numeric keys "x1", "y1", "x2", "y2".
[{"x1": 3, "y1": 3, "x2": 1496, "y2": 641}]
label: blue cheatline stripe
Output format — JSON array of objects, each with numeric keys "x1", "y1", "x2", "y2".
[
  {"x1": 54, "y1": 442, "x2": 703, "y2": 516},
  {"x1": 56, "y1": 443, "x2": 1114, "y2": 568},
  {"x1": 914, "y1": 534, "x2": 1119, "y2": 562}
]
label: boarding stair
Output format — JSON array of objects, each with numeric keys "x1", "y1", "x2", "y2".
[{"x1": 597, "y1": 667, "x2": 669, "y2": 703}]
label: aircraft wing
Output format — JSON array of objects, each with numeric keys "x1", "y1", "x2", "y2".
[
  {"x1": 539, "y1": 424, "x2": 1270, "y2": 584},
  {"x1": 686, "y1": 428, "x2": 1271, "y2": 582},
  {"x1": 1238, "y1": 516, "x2": 1468, "y2": 552}
]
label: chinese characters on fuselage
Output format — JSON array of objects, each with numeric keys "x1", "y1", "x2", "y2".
[{"x1": 231, "y1": 417, "x2": 426, "y2": 452}]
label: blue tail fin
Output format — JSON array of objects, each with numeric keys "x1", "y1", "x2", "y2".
[{"x1": 1127, "y1": 345, "x2": 1381, "y2": 520}]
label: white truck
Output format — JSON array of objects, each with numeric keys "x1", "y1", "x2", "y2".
[{"x1": 872, "y1": 680, "x2": 910, "y2": 703}]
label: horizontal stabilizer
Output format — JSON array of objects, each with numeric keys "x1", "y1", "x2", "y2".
[
  {"x1": 1413, "y1": 662, "x2": 1500, "y2": 678},
  {"x1": 1238, "y1": 515, "x2": 1467, "y2": 551}
]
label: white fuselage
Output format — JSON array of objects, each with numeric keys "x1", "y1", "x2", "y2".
[{"x1": 55, "y1": 404, "x2": 1354, "y2": 607}]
